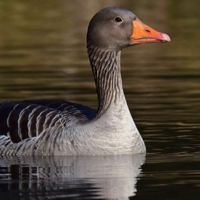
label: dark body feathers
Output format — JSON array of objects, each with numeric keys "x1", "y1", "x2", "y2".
[{"x1": 0, "y1": 100, "x2": 96, "y2": 144}]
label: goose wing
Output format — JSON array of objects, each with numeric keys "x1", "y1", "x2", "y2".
[{"x1": 0, "y1": 100, "x2": 96, "y2": 143}]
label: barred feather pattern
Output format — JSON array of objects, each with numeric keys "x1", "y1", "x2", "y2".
[
  {"x1": 0, "y1": 100, "x2": 96, "y2": 155},
  {"x1": 88, "y1": 47, "x2": 122, "y2": 118}
]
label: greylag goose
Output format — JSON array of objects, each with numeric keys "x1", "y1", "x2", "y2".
[{"x1": 0, "y1": 7, "x2": 170, "y2": 156}]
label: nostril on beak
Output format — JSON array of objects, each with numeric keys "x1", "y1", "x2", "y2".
[{"x1": 145, "y1": 29, "x2": 151, "y2": 33}]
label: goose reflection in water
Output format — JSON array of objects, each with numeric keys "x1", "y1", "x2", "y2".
[{"x1": 0, "y1": 154, "x2": 145, "y2": 199}]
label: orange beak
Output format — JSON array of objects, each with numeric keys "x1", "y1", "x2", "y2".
[{"x1": 131, "y1": 19, "x2": 171, "y2": 44}]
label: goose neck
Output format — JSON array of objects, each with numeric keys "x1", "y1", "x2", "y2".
[{"x1": 87, "y1": 47, "x2": 124, "y2": 118}]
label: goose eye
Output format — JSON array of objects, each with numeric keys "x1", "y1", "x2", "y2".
[{"x1": 114, "y1": 17, "x2": 123, "y2": 23}]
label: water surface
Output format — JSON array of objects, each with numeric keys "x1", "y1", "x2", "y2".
[{"x1": 0, "y1": 0, "x2": 200, "y2": 199}]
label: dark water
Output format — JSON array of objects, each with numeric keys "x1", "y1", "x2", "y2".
[{"x1": 0, "y1": 0, "x2": 200, "y2": 199}]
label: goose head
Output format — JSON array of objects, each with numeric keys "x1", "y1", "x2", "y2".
[{"x1": 87, "y1": 7, "x2": 170, "y2": 50}]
